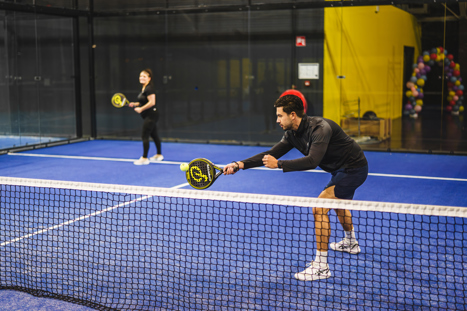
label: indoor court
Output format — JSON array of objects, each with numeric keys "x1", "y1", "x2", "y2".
[
  {"x1": 1, "y1": 140, "x2": 467, "y2": 310},
  {"x1": 1, "y1": 0, "x2": 467, "y2": 310}
]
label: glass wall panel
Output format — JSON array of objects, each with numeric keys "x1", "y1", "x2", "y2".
[
  {"x1": 393, "y1": 3, "x2": 466, "y2": 153},
  {"x1": 163, "y1": 10, "x2": 251, "y2": 142},
  {"x1": 11, "y1": 11, "x2": 38, "y2": 141},
  {"x1": 333, "y1": 5, "x2": 414, "y2": 149},
  {"x1": 0, "y1": 10, "x2": 76, "y2": 150},
  {"x1": 92, "y1": 3, "x2": 466, "y2": 153},
  {"x1": 94, "y1": 7, "x2": 324, "y2": 145},
  {"x1": 35, "y1": 14, "x2": 76, "y2": 138},
  {"x1": 435, "y1": 3, "x2": 466, "y2": 152},
  {"x1": 93, "y1": 14, "x2": 166, "y2": 138},
  {"x1": 333, "y1": 4, "x2": 467, "y2": 153}
]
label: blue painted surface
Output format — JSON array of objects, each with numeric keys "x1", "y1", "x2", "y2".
[{"x1": 1, "y1": 140, "x2": 466, "y2": 310}]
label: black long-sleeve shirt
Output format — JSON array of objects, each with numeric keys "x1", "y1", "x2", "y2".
[{"x1": 242, "y1": 116, "x2": 367, "y2": 173}]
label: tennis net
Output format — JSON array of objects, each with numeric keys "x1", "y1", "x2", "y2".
[{"x1": 1, "y1": 177, "x2": 466, "y2": 310}]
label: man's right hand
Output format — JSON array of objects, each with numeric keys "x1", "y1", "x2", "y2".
[{"x1": 223, "y1": 162, "x2": 243, "y2": 175}]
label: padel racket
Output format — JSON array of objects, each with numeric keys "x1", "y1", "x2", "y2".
[
  {"x1": 111, "y1": 93, "x2": 129, "y2": 108},
  {"x1": 185, "y1": 158, "x2": 237, "y2": 190}
]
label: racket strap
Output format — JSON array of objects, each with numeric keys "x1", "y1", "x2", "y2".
[{"x1": 231, "y1": 161, "x2": 240, "y2": 173}]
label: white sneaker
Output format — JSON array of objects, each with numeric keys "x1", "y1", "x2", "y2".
[
  {"x1": 133, "y1": 157, "x2": 150, "y2": 165},
  {"x1": 150, "y1": 154, "x2": 164, "y2": 161},
  {"x1": 330, "y1": 238, "x2": 361, "y2": 254},
  {"x1": 294, "y1": 261, "x2": 331, "y2": 281}
]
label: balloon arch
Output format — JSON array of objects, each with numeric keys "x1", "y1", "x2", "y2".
[{"x1": 404, "y1": 46, "x2": 465, "y2": 118}]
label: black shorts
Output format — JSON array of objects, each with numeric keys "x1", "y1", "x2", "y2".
[{"x1": 324, "y1": 165, "x2": 368, "y2": 200}]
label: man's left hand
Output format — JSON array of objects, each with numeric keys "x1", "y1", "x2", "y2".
[{"x1": 262, "y1": 155, "x2": 278, "y2": 168}]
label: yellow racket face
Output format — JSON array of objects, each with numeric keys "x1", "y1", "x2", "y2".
[
  {"x1": 186, "y1": 158, "x2": 218, "y2": 190},
  {"x1": 111, "y1": 93, "x2": 127, "y2": 108}
]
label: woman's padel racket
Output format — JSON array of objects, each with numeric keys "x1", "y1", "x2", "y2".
[
  {"x1": 185, "y1": 158, "x2": 237, "y2": 190},
  {"x1": 111, "y1": 93, "x2": 129, "y2": 108}
]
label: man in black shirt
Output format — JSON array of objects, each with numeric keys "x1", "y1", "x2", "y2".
[{"x1": 224, "y1": 95, "x2": 368, "y2": 281}]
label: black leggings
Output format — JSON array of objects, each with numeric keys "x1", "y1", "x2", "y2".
[{"x1": 141, "y1": 116, "x2": 161, "y2": 158}]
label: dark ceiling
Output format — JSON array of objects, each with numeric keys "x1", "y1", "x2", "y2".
[{"x1": 0, "y1": 0, "x2": 466, "y2": 22}]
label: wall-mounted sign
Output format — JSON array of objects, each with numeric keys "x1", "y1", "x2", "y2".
[{"x1": 298, "y1": 63, "x2": 319, "y2": 79}]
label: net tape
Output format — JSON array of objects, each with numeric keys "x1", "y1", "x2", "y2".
[{"x1": 1, "y1": 177, "x2": 466, "y2": 217}]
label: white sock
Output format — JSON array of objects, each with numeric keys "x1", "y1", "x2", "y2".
[
  {"x1": 314, "y1": 250, "x2": 328, "y2": 265},
  {"x1": 345, "y1": 229, "x2": 356, "y2": 242}
]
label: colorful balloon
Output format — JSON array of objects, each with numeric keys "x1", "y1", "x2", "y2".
[{"x1": 404, "y1": 47, "x2": 464, "y2": 115}]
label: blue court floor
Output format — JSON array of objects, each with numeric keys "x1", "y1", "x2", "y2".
[
  {"x1": 1, "y1": 139, "x2": 466, "y2": 206},
  {"x1": 0, "y1": 140, "x2": 466, "y2": 310}
]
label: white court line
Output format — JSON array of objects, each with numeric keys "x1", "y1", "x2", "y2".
[
  {"x1": 0, "y1": 182, "x2": 189, "y2": 247},
  {"x1": 7, "y1": 152, "x2": 467, "y2": 182}
]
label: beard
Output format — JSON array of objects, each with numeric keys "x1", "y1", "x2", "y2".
[{"x1": 280, "y1": 123, "x2": 293, "y2": 131}]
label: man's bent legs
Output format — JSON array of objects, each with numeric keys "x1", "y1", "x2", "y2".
[
  {"x1": 294, "y1": 186, "x2": 337, "y2": 281},
  {"x1": 314, "y1": 185, "x2": 337, "y2": 251},
  {"x1": 314, "y1": 185, "x2": 355, "y2": 249}
]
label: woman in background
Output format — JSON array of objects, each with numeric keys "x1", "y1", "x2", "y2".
[{"x1": 129, "y1": 69, "x2": 163, "y2": 165}]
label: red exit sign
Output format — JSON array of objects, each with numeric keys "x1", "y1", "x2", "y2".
[{"x1": 296, "y1": 36, "x2": 306, "y2": 47}]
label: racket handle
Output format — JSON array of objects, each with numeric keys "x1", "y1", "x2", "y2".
[{"x1": 229, "y1": 161, "x2": 240, "y2": 173}]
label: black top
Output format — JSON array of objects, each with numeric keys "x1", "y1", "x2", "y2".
[
  {"x1": 137, "y1": 84, "x2": 157, "y2": 119},
  {"x1": 242, "y1": 116, "x2": 368, "y2": 173}
]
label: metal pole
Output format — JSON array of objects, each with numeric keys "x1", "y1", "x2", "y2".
[
  {"x1": 88, "y1": 0, "x2": 97, "y2": 138},
  {"x1": 357, "y1": 97, "x2": 361, "y2": 137},
  {"x1": 72, "y1": 0, "x2": 82, "y2": 137}
]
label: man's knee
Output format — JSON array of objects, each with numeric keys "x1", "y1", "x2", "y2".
[{"x1": 319, "y1": 185, "x2": 337, "y2": 199}]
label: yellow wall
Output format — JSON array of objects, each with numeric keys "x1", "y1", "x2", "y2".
[{"x1": 323, "y1": 5, "x2": 421, "y2": 122}]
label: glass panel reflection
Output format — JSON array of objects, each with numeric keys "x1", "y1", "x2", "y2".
[{"x1": 0, "y1": 10, "x2": 76, "y2": 150}]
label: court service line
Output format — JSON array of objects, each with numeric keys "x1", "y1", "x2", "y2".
[
  {"x1": 7, "y1": 152, "x2": 467, "y2": 182},
  {"x1": 0, "y1": 183, "x2": 187, "y2": 247}
]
